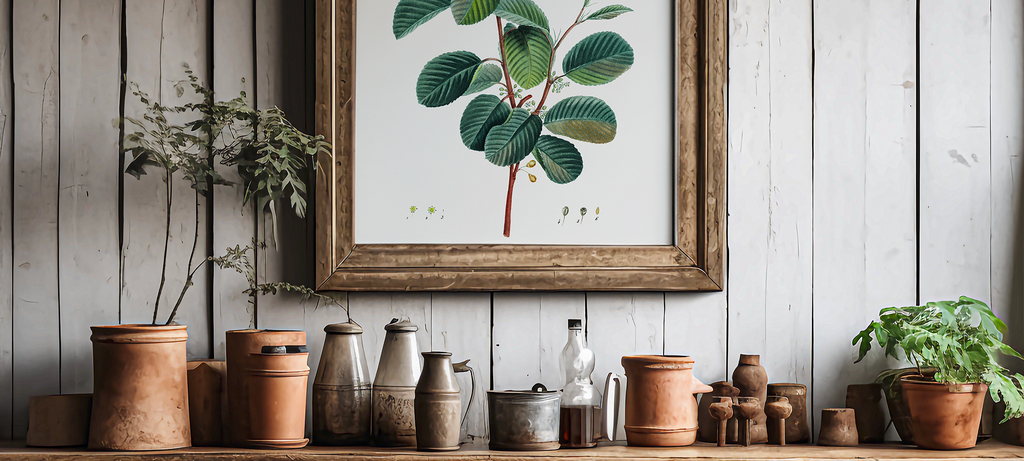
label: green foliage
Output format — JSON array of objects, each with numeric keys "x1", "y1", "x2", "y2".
[
  {"x1": 543, "y1": 95, "x2": 616, "y2": 144},
  {"x1": 466, "y1": 64, "x2": 504, "y2": 94},
  {"x1": 416, "y1": 51, "x2": 483, "y2": 107},
  {"x1": 452, "y1": 0, "x2": 500, "y2": 25},
  {"x1": 503, "y1": 25, "x2": 552, "y2": 90},
  {"x1": 532, "y1": 135, "x2": 583, "y2": 183},
  {"x1": 393, "y1": 0, "x2": 452, "y2": 39},
  {"x1": 494, "y1": 0, "x2": 550, "y2": 32},
  {"x1": 484, "y1": 108, "x2": 542, "y2": 166},
  {"x1": 852, "y1": 296, "x2": 1024, "y2": 422},
  {"x1": 562, "y1": 31, "x2": 634, "y2": 85},
  {"x1": 460, "y1": 94, "x2": 513, "y2": 151},
  {"x1": 584, "y1": 4, "x2": 632, "y2": 21}
]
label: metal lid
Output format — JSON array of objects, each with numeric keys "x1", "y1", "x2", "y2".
[
  {"x1": 325, "y1": 322, "x2": 363, "y2": 334},
  {"x1": 384, "y1": 318, "x2": 418, "y2": 332},
  {"x1": 568, "y1": 319, "x2": 582, "y2": 330},
  {"x1": 261, "y1": 345, "x2": 308, "y2": 354}
]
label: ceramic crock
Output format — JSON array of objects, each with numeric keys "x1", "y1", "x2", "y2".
[{"x1": 620, "y1": 355, "x2": 713, "y2": 447}]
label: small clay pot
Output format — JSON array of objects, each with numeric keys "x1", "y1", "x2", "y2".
[
  {"x1": 187, "y1": 360, "x2": 226, "y2": 446},
  {"x1": 89, "y1": 324, "x2": 190, "y2": 450},
  {"x1": 245, "y1": 348, "x2": 310, "y2": 449},
  {"x1": 732, "y1": 355, "x2": 768, "y2": 444},
  {"x1": 696, "y1": 381, "x2": 739, "y2": 443},
  {"x1": 846, "y1": 383, "x2": 885, "y2": 443},
  {"x1": 818, "y1": 408, "x2": 858, "y2": 446},
  {"x1": 621, "y1": 355, "x2": 713, "y2": 447},
  {"x1": 767, "y1": 383, "x2": 809, "y2": 443},
  {"x1": 26, "y1": 394, "x2": 92, "y2": 447},
  {"x1": 901, "y1": 376, "x2": 986, "y2": 450}
]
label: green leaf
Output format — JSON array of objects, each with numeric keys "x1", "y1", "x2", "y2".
[
  {"x1": 543, "y1": 95, "x2": 617, "y2": 144},
  {"x1": 451, "y1": 0, "x2": 500, "y2": 25},
  {"x1": 484, "y1": 108, "x2": 542, "y2": 166},
  {"x1": 562, "y1": 31, "x2": 634, "y2": 86},
  {"x1": 532, "y1": 136, "x2": 583, "y2": 184},
  {"x1": 494, "y1": 0, "x2": 549, "y2": 31},
  {"x1": 416, "y1": 51, "x2": 482, "y2": 107},
  {"x1": 466, "y1": 63, "x2": 504, "y2": 94},
  {"x1": 584, "y1": 4, "x2": 633, "y2": 21},
  {"x1": 124, "y1": 150, "x2": 160, "y2": 179},
  {"x1": 504, "y1": 25, "x2": 552, "y2": 90},
  {"x1": 460, "y1": 94, "x2": 512, "y2": 151},
  {"x1": 394, "y1": 0, "x2": 452, "y2": 39}
]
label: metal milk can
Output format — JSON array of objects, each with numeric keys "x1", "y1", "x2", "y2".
[
  {"x1": 372, "y1": 319, "x2": 421, "y2": 447},
  {"x1": 312, "y1": 321, "x2": 371, "y2": 446}
]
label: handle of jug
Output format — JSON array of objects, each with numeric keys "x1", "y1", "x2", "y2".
[
  {"x1": 452, "y1": 359, "x2": 476, "y2": 429},
  {"x1": 601, "y1": 372, "x2": 622, "y2": 442}
]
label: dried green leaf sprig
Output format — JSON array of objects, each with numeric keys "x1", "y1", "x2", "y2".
[{"x1": 853, "y1": 296, "x2": 1024, "y2": 422}]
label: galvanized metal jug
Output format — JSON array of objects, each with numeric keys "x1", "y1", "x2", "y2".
[
  {"x1": 372, "y1": 319, "x2": 421, "y2": 447},
  {"x1": 312, "y1": 321, "x2": 371, "y2": 446},
  {"x1": 414, "y1": 352, "x2": 475, "y2": 451}
]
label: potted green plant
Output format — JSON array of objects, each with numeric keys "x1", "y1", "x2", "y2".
[
  {"x1": 89, "y1": 66, "x2": 329, "y2": 451},
  {"x1": 853, "y1": 296, "x2": 1024, "y2": 449}
]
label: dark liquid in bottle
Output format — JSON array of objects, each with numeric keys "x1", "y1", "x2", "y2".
[{"x1": 559, "y1": 405, "x2": 597, "y2": 448}]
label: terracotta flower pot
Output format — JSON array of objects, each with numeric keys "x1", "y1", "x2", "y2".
[
  {"x1": 245, "y1": 348, "x2": 310, "y2": 449},
  {"x1": 88, "y1": 324, "x2": 190, "y2": 451},
  {"x1": 225, "y1": 329, "x2": 307, "y2": 446},
  {"x1": 901, "y1": 375, "x2": 987, "y2": 450},
  {"x1": 621, "y1": 355, "x2": 713, "y2": 447}
]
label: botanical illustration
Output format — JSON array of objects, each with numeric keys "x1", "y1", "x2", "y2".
[{"x1": 393, "y1": 0, "x2": 633, "y2": 237}]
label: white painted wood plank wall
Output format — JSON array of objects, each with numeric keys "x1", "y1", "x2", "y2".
[{"x1": 1, "y1": 0, "x2": 1023, "y2": 444}]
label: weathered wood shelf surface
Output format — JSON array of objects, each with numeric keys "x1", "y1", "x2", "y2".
[{"x1": 0, "y1": 440, "x2": 1022, "y2": 461}]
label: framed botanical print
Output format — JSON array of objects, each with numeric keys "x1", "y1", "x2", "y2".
[{"x1": 314, "y1": 0, "x2": 726, "y2": 291}]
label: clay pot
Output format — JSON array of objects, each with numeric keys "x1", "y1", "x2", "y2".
[
  {"x1": 696, "y1": 381, "x2": 739, "y2": 443},
  {"x1": 620, "y1": 355, "x2": 713, "y2": 447},
  {"x1": 415, "y1": 352, "x2": 462, "y2": 451},
  {"x1": 245, "y1": 347, "x2": 310, "y2": 449},
  {"x1": 818, "y1": 408, "x2": 858, "y2": 446},
  {"x1": 225, "y1": 329, "x2": 306, "y2": 446},
  {"x1": 731, "y1": 354, "x2": 768, "y2": 444},
  {"x1": 846, "y1": 383, "x2": 885, "y2": 443},
  {"x1": 187, "y1": 360, "x2": 226, "y2": 446},
  {"x1": 767, "y1": 383, "x2": 809, "y2": 443},
  {"x1": 89, "y1": 324, "x2": 190, "y2": 450},
  {"x1": 901, "y1": 375, "x2": 987, "y2": 450},
  {"x1": 26, "y1": 394, "x2": 92, "y2": 447}
]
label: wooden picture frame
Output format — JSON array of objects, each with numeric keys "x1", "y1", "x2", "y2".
[{"x1": 314, "y1": 0, "x2": 726, "y2": 291}]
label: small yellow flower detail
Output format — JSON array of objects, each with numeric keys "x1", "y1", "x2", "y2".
[{"x1": 410, "y1": 206, "x2": 417, "y2": 213}]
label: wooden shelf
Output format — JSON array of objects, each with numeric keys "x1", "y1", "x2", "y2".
[{"x1": 0, "y1": 440, "x2": 1022, "y2": 461}]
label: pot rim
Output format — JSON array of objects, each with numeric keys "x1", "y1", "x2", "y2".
[
  {"x1": 622, "y1": 355, "x2": 694, "y2": 364},
  {"x1": 90, "y1": 324, "x2": 187, "y2": 343},
  {"x1": 900, "y1": 374, "x2": 988, "y2": 394}
]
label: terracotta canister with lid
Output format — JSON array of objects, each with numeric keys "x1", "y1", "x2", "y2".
[
  {"x1": 225, "y1": 329, "x2": 306, "y2": 446},
  {"x1": 372, "y1": 319, "x2": 422, "y2": 447},
  {"x1": 313, "y1": 322, "x2": 371, "y2": 445},
  {"x1": 245, "y1": 346, "x2": 310, "y2": 449},
  {"x1": 732, "y1": 354, "x2": 768, "y2": 444},
  {"x1": 620, "y1": 355, "x2": 714, "y2": 446}
]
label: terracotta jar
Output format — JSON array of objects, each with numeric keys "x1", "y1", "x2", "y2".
[
  {"x1": 26, "y1": 394, "x2": 92, "y2": 447},
  {"x1": 620, "y1": 355, "x2": 713, "y2": 447},
  {"x1": 225, "y1": 329, "x2": 306, "y2": 446},
  {"x1": 767, "y1": 383, "x2": 809, "y2": 443},
  {"x1": 731, "y1": 354, "x2": 768, "y2": 444},
  {"x1": 696, "y1": 381, "x2": 739, "y2": 443},
  {"x1": 415, "y1": 352, "x2": 463, "y2": 451},
  {"x1": 187, "y1": 360, "x2": 226, "y2": 446},
  {"x1": 89, "y1": 325, "x2": 190, "y2": 450},
  {"x1": 846, "y1": 383, "x2": 885, "y2": 443},
  {"x1": 245, "y1": 346, "x2": 310, "y2": 449},
  {"x1": 901, "y1": 376, "x2": 987, "y2": 449},
  {"x1": 818, "y1": 408, "x2": 858, "y2": 446}
]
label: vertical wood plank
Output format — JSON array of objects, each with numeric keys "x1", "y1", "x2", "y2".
[
  {"x1": 586, "y1": 293, "x2": 664, "y2": 439},
  {"x1": 919, "y1": 1, "x2": 992, "y2": 304},
  {"x1": 122, "y1": 0, "x2": 212, "y2": 359},
  {"x1": 492, "y1": 293, "x2": 585, "y2": 392},
  {"x1": 12, "y1": 0, "x2": 60, "y2": 437},
  {"x1": 726, "y1": 0, "x2": 813, "y2": 389},
  {"x1": 990, "y1": 0, "x2": 1024, "y2": 365},
  {"x1": 211, "y1": 0, "x2": 256, "y2": 360},
  {"x1": 0, "y1": 0, "x2": 13, "y2": 439},
  {"x1": 430, "y1": 293, "x2": 490, "y2": 445},
  {"x1": 349, "y1": 293, "x2": 431, "y2": 380},
  {"x1": 811, "y1": 0, "x2": 917, "y2": 439},
  {"x1": 57, "y1": 0, "x2": 123, "y2": 394},
  {"x1": 664, "y1": 292, "x2": 727, "y2": 385},
  {"x1": 253, "y1": 0, "x2": 314, "y2": 331}
]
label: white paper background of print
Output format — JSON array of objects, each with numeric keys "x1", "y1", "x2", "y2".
[{"x1": 354, "y1": 0, "x2": 674, "y2": 245}]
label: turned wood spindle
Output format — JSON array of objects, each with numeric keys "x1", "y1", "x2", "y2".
[
  {"x1": 709, "y1": 396, "x2": 734, "y2": 447},
  {"x1": 735, "y1": 397, "x2": 760, "y2": 447},
  {"x1": 765, "y1": 396, "x2": 793, "y2": 445}
]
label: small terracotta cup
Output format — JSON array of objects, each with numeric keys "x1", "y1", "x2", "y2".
[{"x1": 818, "y1": 408, "x2": 858, "y2": 446}]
